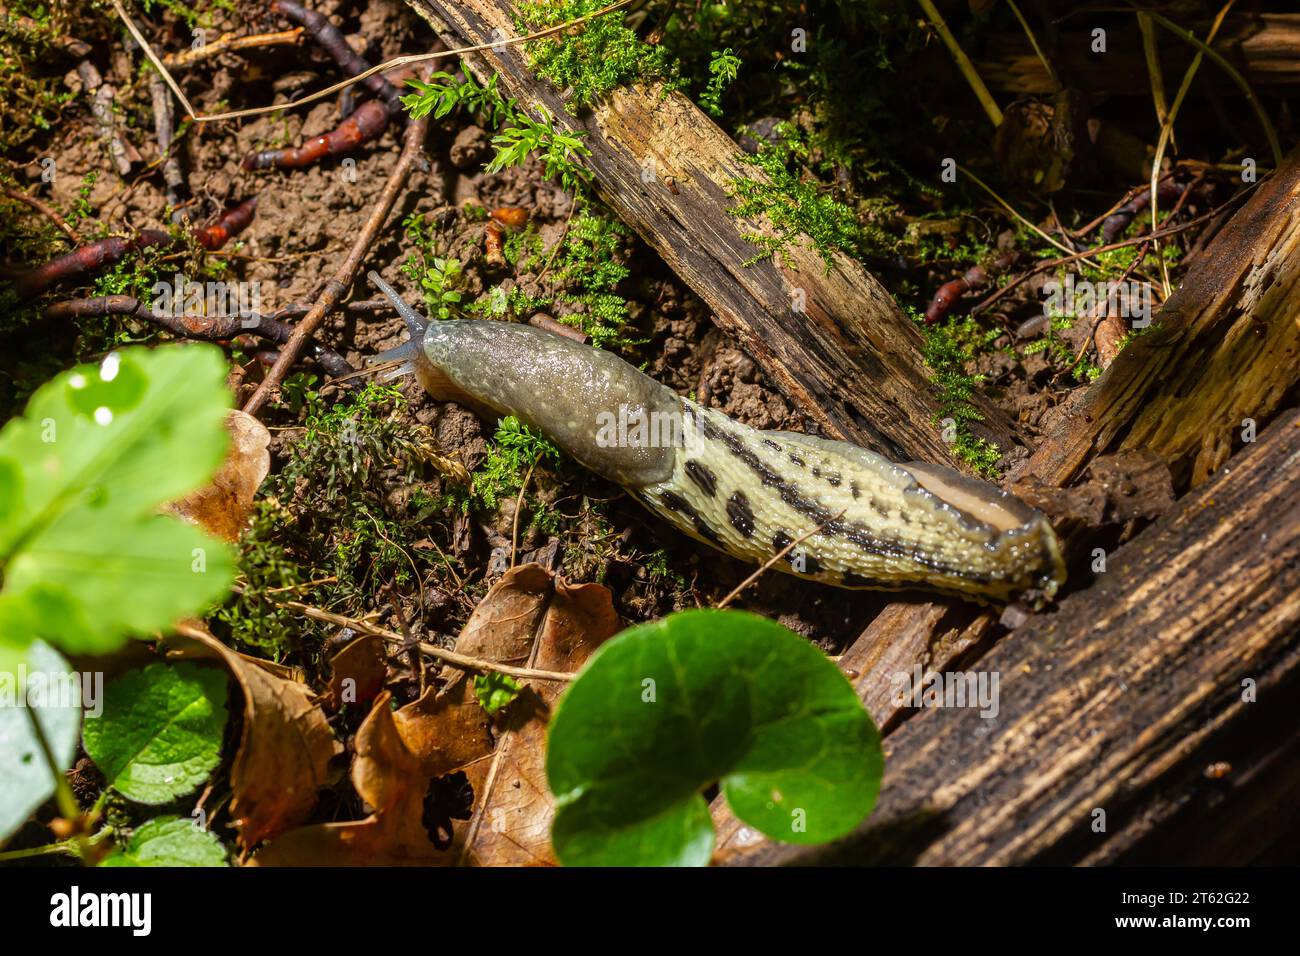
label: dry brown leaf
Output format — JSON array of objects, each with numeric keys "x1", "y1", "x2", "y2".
[
  {"x1": 164, "y1": 409, "x2": 270, "y2": 541},
  {"x1": 167, "y1": 625, "x2": 342, "y2": 851},
  {"x1": 392, "y1": 563, "x2": 553, "y2": 776},
  {"x1": 251, "y1": 565, "x2": 615, "y2": 866},
  {"x1": 251, "y1": 691, "x2": 448, "y2": 866},
  {"x1": 326, "y1": 632, "x2": 387, "y2": 711},
  {"x1": 454, "y1": 576, "x2": 618, "y2": 866}
]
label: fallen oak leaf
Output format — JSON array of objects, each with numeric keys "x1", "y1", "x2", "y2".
[
  {"x1": 164, "y1": 410, "x2": 271, "y2": 542},
  {"x1": 452, "y1": 575, "x2": 618, "y2": 866},
  {"x1": 165, "y1": 624, "x2": 342, "y2": 852},
  {"x1": 392, "y1": 563, "x2": 554, "y2": 777},
  {"x1": 251, "y1": 691, "x2": 448, "y2": 866}
]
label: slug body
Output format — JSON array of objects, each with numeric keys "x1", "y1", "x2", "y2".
[{"x1": 368, "y1": 274, "x2": 1065, "y2": 602}]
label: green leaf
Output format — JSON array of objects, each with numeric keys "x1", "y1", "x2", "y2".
[
  {"x1": 100, "y1": 816, "x2": 229, "y2": 867},
  {"x1": 547, "y1": 609, "x2": 882, "y2": 866},
  {"x1": 0, "y1": 345, "x2": 235, "y2": 661},
  {"x1": 473, "y1": 671, "x2": 523, "y2": 716},
  {"x1": 83, "y1": 662, "x2": 228, "y2": 805},
  {"x1": 0, "y1": 640, "x2": 82, "y2": 842}
]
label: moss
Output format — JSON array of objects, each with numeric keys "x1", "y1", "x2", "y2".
[
  {"x1": 727, "y1": 121, "x2": 898, "y2": 271},
  {"x1": 515, "y1": 0, "x2": 684, "y2": 108},
  {"x1": 915, "y1": 310, "x2": 1004, "y2": 478}
]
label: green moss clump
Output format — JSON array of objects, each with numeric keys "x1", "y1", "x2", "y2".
[
  {"x1": 728, "y1": 122, "x2": 897, "y2": 271},
  {"x1": 515, "y1": 0, "x2": 684, "y2": 108}
]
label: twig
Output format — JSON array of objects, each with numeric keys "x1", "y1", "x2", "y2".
[
  {"x1": 970, "y1": 198, "x2": 1243, "y2": 317},
  {"x1": 276, "y1": 599, "x2": 576, "y2": 682},
  {"x1": 138, "y1": 0, "x2": 634, "y2": 123},
  {"x1": 958, "y1": 164, "x2": 1101, "y2": 268},
  {"x1": 1006, "y1": 0, "x2": 1059, "y2": 92},
  {"x1": 111, "y1": 0, "x2": 198, "y2": 120},
  {"x1": 77, "y1": 59, "x2": 136, "y2": 176},
  {"x1": 242, "y1": 110, "x2": 430, "y2": 415},
  {"x1": 717, "y1": 511, "x2": 846, "y2": 609},
  {"x1": 1135, "y1": 3, "x2": 1282, "y2": 167},
  {"x1": 161, "y1": 27, "x2": 304, "y2": 70},
  {"x1": 917, "y1": 0, "x2": 1003, "y2": 127},
  {"x1": 44, "y1": 295, "x2": 355, "y2": 377},
  {"x1": 147, "y1": 66, "x2": 186, "y2": 212},
  {"x1": 510, "y1": 455, "x2": 540, "y2": 567},
  {"x1": 1149, "y1": 1, "x2": 1234, "y2": 297},
  {"x1": 1, "y1": 185, "x2": 80, "y2": 243}
]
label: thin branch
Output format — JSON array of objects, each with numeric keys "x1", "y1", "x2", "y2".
[
  {"x1": 1, "y1": 186, "x2": 80, "y2": 243},
  {"x1": 161, "y1": 27, "x2": 304, "y2": 70},
  {"x1": 120, "y1": 0, "x2": 635, "y2": 124},
  {"x1": 717, "y1": 511, "x2": 846, "y2": 609},
  {"x1": 917, "y1": 0, "x2": 1003, "y2": 127},
  {"x1": 1148, "y1": 1, "x2": 1234, "y2": 297},
  {"x1": 242, "y1": 111, "x2": 429, "y2": 415},
  {"x1": 110, "y1": 0, "x2": 198, "y2": 120},
  {"x1": 276, "y1": 599, "x2": 577, "y2": 683},
  {"x1": 44, "y1": 295, "x2": 355, "y2": 377}
]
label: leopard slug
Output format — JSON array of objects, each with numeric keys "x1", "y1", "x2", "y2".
[{"x1": 366, "y1": 272, "x2": 1065, "y2": 603}]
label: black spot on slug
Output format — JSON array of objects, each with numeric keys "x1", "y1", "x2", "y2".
[
  {"x1": 684, "y1": 459, "x2": 718, "y2": 497},
  {"x1": 763, "y1": 439, "x2": 780, "y2": 450},
  {"x1": 772, "y1": 530, "x2": 793, "y2": 553},
  {"x1": 850, "y1": 481, "x2": 862, "y2": 499},
  {"x1": 812, "y1": 466, "x2": 821, "y2": 478},
  {"x1": 789, "y1": 453, "x2": 806, "y2": 467},
  {"x1": 726, "y1": 491, "x2": 755, "y2": 537},
  {"x1": 659, "y1": 489, "x2": 722, "y2": 545},
  {"x1": 826, "y1": 474, "x2": 842, "y2": 487}
]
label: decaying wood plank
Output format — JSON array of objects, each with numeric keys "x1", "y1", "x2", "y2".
[
  {"x1": 712, "y1": 147, "x2": 1300, "y2": 862},
  {"x1": 978, "y1": 14, "x2": 1300, "y2": 95},
  {"x1": 405, "y1": 0, "x2": 1017, "y2": 466},
  {"x1": 725, "y1": 408, "x2": 1300, "y2": 866},
  {"x1": 1021, "y1": 149, "x2": 1300, "y2": 491}
]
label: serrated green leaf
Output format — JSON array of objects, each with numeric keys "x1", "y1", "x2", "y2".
[
  {"x1": 100, "y1": 816, "x2": 229, "y2": 867},
  {"x1": 0, "y1": 345, "x2": 235, "y2": 660},
  {"x1": 83, "y1": 662, "x2": 228, "y2": 805},
  {"x1": 547, "y1": 609, "x2": 882, "y2": 866},
  {"x1": 0, "y1": 640, "x2": 82, "y2": 843}
]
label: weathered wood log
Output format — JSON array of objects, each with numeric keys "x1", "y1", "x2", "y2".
[
  {"x1": 713, "y1": 147, "x2": 1300, "y2": 861},
  {"x1": 725, "y1": 406, "x2": 1300, "y2": 865},
  {"x1": 978, "y1": 14, "x2": 1300, "y2": 95},
  {"x1": 405, "y1": 0, "x2": 1017, "y2": 466}
]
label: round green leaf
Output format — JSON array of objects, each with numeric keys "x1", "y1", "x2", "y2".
[
  {"x1": 83, "y1": 662, "x2": 229, "y2": 805},
  {"x1": 0, "y1": 344, "x2": 235, "y2": 656},
  {"x1": 100, "y1": 816, "x2": 229, "y2": 867},
  {"x1": 547, "y1": 609, "x2": 883, "y2": 866},
  {"x1": 0, "y1": 640, "x2": 82, "y2": 842}
]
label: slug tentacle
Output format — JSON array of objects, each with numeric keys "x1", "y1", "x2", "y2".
[{"x1": 368, "y1": 271, "x2": 1065, "y2": 602}]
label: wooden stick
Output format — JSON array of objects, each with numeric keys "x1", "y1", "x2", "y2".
[
  {"x1": 277, "y1": 598, "x2": 576, "y2": 683},
  {"x1": 241, "y1": 112, "x2": 429, "y2": 415},
  {"x1": 161, "y1": 27, "x2": 304, "y2": 70}
]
